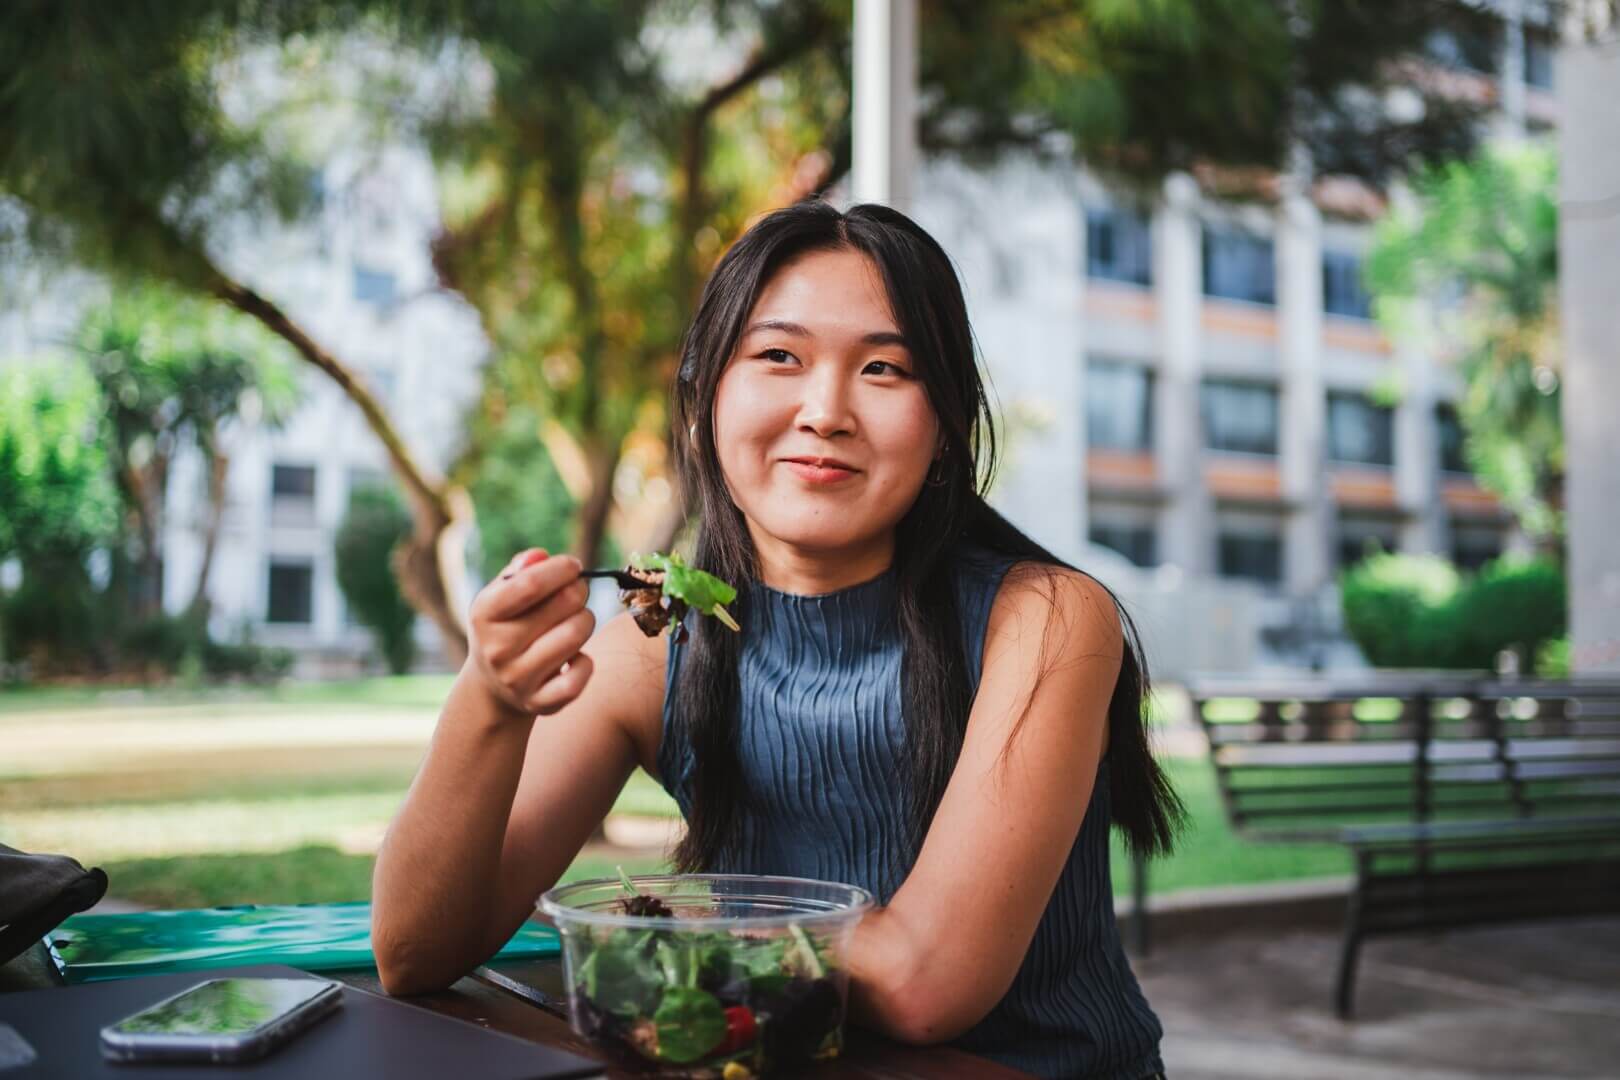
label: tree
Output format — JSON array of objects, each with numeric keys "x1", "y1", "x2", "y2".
[
  {"x1": 335, "y1": 485, "x2": 419, "y2": 674},
  {"x1": 399, "y1": 0, "x2": 1483, "y2": 567},
  {"x1": 1365, "y1": 143, "x2": 1562, "y2": 546},
  {"x1": 0, "y1": 364, "x2": 121, "y2": 668},
  {"x1": 459, "y1": 400, "x2": 581, "y2": 581},
  {"x1": 0, "y1": 0, "x2": 476, "y2": 661},
  {"x1": 4, "y1": 0, "x2": 1486, "y2": 622},
  {"x1": 75, "y1": 288, "x2": 301, "y2": 621}
]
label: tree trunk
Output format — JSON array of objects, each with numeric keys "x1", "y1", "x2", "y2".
[
  {"x1": 187, "y1": 439, "x2": 230, "y2": 622},
  {"x1": 116, "y1": 453, "x2": 170, "y2": 621},
  {"x1": 571, "y1": 438, "x2": 622, "y2": 568},
  {"x1": 205, "y1": 270, "x2": 471, "y2": 664}
]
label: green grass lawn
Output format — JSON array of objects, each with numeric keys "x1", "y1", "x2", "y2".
[
  {"x1": 0, "y1": 673, "x2": 459, "y2": 714},
  {"x1": 99, "y1": 846, "x2": 672, "y2": 910},
  {"x1": 3, "y1": 678, "x2": 1349, "y2": 910},
  {"x1": 1111, "y1": 758, "x2": 1349, "y2": 896}
]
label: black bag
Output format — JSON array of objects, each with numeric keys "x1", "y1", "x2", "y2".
[{"x1": 0, "y1": 844, "x2": 108, "y2": 965}]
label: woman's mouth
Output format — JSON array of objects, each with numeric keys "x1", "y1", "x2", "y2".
[{"x1": 782, "y1": 457, "x2": 859, "y2": 485}]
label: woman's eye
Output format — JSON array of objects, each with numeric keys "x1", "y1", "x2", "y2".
[
  {"x1": 758, "y1": 348, "x2": 798, "y2": 365},
  {"x1": 863, "y1": 360, "x2": 908, "y2": 377}
]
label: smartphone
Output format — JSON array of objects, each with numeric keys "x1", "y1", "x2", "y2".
[{"x1": 99, "y1": 977, "x2": 343, "y2": 1064}]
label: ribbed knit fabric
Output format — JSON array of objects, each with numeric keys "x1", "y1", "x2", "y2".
[{"x1": 656, "y1": 547, "x2": 1165, "y2": 1079}]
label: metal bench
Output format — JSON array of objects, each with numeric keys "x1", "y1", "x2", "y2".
[{"x1": 1148, "y1": 676, "x2": 1620, "y2": 1017}]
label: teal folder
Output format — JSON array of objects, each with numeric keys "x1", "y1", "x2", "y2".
[{"x1": 45, "y1": 901, "x2": 558, "y2": 983}]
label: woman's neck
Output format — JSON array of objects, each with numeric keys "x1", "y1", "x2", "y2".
[{"x1": 747, "y1": 528, "x2": 895, "y2": 596}]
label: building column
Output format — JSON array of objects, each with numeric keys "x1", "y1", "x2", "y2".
[
  {"x1": 852, "y1": 0, "x2": 917, "y2": 210},
  {"x1": 1559, "y1": 12, "x2": 1620, "y2": 673},
  {"x1": 1154, "y1": 172, "x2": 1211, "y2": 575},
  {"x1": 1498, "y1": 0, "x2": 1529, "y2": 138},
  {"x1": 1394, "y1": 341, "x2": 1444, "y2": 555},
  {"x1": 1277, "y1": 170, "x2": 1331, "y2": 594}
]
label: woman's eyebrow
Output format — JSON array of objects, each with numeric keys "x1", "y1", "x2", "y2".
[{"x1": 741, "y1": 319, "x2": 910, "y2": 349}]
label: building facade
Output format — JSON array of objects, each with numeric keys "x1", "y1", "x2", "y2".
[{"x1": 911, "y1": 3, "x2": 1555, "y2": 672}]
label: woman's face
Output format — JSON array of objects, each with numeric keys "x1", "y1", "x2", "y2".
[{"x1": 711, "y1": 247, "x2": 940, "y2": 558}]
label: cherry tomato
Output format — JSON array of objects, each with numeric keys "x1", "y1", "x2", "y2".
[{"x1": 716, "y1": 1005, "x2": 757, "y2": 1053}]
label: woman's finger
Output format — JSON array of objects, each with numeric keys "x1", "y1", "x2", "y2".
[
  {"x1": 483, "y1": 553, "x2": 582, "y2": 621},
  {"x1": 511, "y1": 608, "x2": 597, "y2": 695},
  {"x1": 528, "y1": 652, "x2": 595, "y2": 716}
]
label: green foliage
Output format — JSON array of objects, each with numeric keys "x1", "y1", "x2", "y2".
[
  {"x1": 76, "y1": 285, "x2": 301, "y2": 625},
  {"x1": 0, "y1": 364, "x2": 120, "y2": 566},
  {"x1": 1341, "y1": 552, "x2": 1566, "y2": 672},
  {"x1": 922, "y1": 1, "x2": 1481, "y2": 183},
  {"x1": 119, "y1": 613, "x2": 294, "y2": 683},
  {"x1": 1366, "y1": 143, "x2": 1562, "y2": 543},
  {"x1": 0, "y1": 364, "x2": 121, "y2": 669},
  {"x1": 335, "y1": 485, "x2": 418, "y2": 674},
  {"x1": 1340, "y1": 553, "x2": 1461, "y2": 669},
  {"x1": 1, "y1": 559, "x2": 109, "y2": 674},
  {"x1": 78, "y1": 286, "x2": 302, "y2": 455},
  {"x1": 0, "y1": 0, "x2": 316, "y2": 286},
  {"x1": 1535, "y1": 636, "x2": 1571, "y2": 678},
  {"x1": 0, "y1": 289, "x2": 301, "y2": 680},
  {"x1": 461, "y1": 405, "x2": 578, "y2": 580}
]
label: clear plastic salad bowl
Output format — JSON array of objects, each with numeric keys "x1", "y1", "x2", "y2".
[{"x1": 538, "y1": 873, "x2": 874, "y2": 1077}]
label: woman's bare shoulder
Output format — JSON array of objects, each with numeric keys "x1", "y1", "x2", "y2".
[{"x1": 985, "y1": 560, "x2": 1124, "y2": 666}]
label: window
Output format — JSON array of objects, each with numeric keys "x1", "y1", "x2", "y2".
[
  {"x1": 1424, "y1": 21, "x2": 1498, "y2": 75},
  {"x1": 1203, "y1": 225, "x2": 1275, "y2": 305},
  {"x1": 1090, "y1": 523, "x2": 1158, "y2": 567},
  {"x1": 271, "y1": 463, "x2": 317, "y2": 525},
  {"x1": 1087, "y1": 360, "x2": 1154, "y2": 451},
  {"x1": 1202, "y1": 379, "x2": 1279, "y2": 455},
  {"x1": 1327, "y1": 393, "x2": 1395, "y2": 467},
  {"x1": 1085, "y1": 207, "x2": 1152, "y2": 286},
  {"x1": 1524, "y1": 31, "x2": 1554, "y2": 90},
  {"x1": 272, "y1": 464, "x2": 316, "y2": 499},
  {"x1": 1451, "y1": 525, "x2": 1503, "y2": 572},
  {"x1": 1217, "y1": 532, "x2": 1284, "y2": 585},
  {"x1": 1436, "y1": 404, "x2": 1469, "y2": 474},
  {"x1": 267, "y1": 559, "x2": 314, "y2": 624},
  {"x1": 1322, "y1": 251, "x2": 1372, "y2": 319},
  {"x1": 1337, "y1": 515, "x2": 1400, "y2": 570},
  {"x1": 353, "y1": 265, "x2": 398, "y2": 306}
]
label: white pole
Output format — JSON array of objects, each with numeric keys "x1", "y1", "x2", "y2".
[
  {"x1": 852, "y1": 0, "x2": 917, "y2": 210},
  {"x1": 1560, "y1": 6, "x2": 1620, "y2": 673}
]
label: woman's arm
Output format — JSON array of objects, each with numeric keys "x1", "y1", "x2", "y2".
[
  {"x1": 848, "y1": 565, "x2": 1122, "y2": 1043},
  {"x1": 371, "y1": 552, "x2": 665, "y2": 995}
]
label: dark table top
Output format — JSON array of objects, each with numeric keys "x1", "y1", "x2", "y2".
[{"x1": 1, "y1": 943, "x2": 1032, "y2": 1079}]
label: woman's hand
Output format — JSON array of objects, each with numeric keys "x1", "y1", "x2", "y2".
[{"x1": 467, "y1": 548, "x2": 596, "y2": 719}]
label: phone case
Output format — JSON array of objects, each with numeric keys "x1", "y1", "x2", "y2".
[{"x1": 98, "y1": 979, "x2": 343, "y2": 1063}]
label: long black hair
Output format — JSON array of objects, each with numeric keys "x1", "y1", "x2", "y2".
[{"x1": 669, "y1": 200, "x2": 1181, "y2": 871}]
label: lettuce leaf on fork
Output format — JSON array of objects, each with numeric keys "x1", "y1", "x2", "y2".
[{"x1": 631, "y1": 552, "x2": 740, "y2": 631}]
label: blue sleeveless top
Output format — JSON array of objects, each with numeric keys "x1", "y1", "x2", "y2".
[{"x1": 656, "y1": 547, "x2": 1164, "y2": 1080}]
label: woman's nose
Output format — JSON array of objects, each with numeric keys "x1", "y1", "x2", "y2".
[{"x1": 795, "y1": 367, "x2": 856, "y2": 438}]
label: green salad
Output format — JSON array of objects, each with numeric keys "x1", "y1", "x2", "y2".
[
  {"x1": 619, "y1": 552, "x2": 739, "y2": 642},
  {"x1": 566, "y1": 872, "x2": 845, "y2": 1076}
]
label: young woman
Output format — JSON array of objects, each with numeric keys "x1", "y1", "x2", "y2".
[{"x1": 372, "y1": 201, "x2": 1181, "y2": 1079}]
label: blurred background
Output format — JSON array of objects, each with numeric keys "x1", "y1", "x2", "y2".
[{"x1": 3, "y1": 2, "x2": 1618, "y2": 1075}]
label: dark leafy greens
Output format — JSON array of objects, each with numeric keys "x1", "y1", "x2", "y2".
[
  {"x1": 568, "y1": 875, "x2": 845, "y2": 1073},
  {"x1": 631, "y1": 551, "x2": 739, "y2": 631}
]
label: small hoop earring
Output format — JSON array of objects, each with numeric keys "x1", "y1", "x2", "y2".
[
  {"x1": 927, "y1": 458, "x2": 948, "y2": 487},
  {"x1": 688, "y1": 423, "x2": 698, "y2": 448}
]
